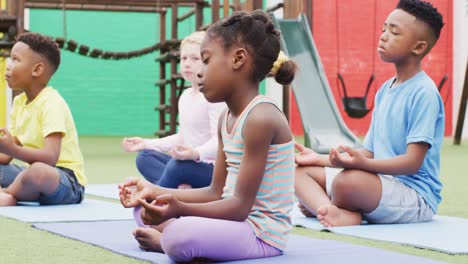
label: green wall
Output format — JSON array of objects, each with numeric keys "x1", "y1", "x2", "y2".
[
  {"x1": 30, "y1": 8, "x2": 198, "y2": 136},
  {"x1": 29, "y1": 1, "x2": 265, "y2": 136}
]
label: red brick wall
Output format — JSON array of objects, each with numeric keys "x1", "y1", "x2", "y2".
[{"x1": 290, "y1": 0, "x2": 453, "y2": 136}]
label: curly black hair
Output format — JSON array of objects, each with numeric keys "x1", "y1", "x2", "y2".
[
  {"x1": 206, "y1": 10, "x2": 297, "y2": 85},
  {"x1": 17, "y1": 32, "x2": 61, "y2": 73},
  {"x1": 396, "y1": 0, "x2": 444, "y2": 40}
]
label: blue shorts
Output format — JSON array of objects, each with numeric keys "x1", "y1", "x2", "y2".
[
  {"x1": 0, "y1": 164, "x2": 84, "y2": 205},
  {"x1": 325, "y1": 167, "x2": 434, "y2": 224}
]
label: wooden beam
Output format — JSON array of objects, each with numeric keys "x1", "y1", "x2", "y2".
[
  {"x1": 25, "y1": 0, "x2": 208, "y2": 6},
  {"x1": 454, "y1": 61, "x2": 468, "y2": 145},
  {"x1": 24, "y1": 0, "x2": 210, "y2": 10},
  {"x1": 25, "y1": 3, "x2": 167, "y2": 13},
  {"x1": 177, "y1": 7, "x2": 195, "y2": 22}
]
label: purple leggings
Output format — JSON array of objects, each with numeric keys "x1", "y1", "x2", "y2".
[
  {"x1": 133, "y1": 206, "x2": 282, "y2": 262},
  {"x1": 133, "y1": 207, "x2": 282, "y2": 262},
  {"x1": 160, "y1": 216, "x2": 282, "y2": 262}
]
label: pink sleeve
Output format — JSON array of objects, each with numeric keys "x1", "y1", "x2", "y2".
[
  {"x1": 195, "y1": 102, "x2": 226, "y2": 161},
  {"x1": 144, "y1": 133, "x2": 182, "y2": 152}
]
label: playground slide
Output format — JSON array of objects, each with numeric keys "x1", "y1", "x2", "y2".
[{"x1": 273, "y1": 14, "x2": 361, "y2": 154}]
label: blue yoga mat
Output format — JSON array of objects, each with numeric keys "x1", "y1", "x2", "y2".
[
  {"x1": 33, "y1": 220, "x2": 446, "y2": 264},
  {"x1": 291, "y1": 204, "x2": 324, "y2": 231},
  {"x1": 85, "y1": 187, "x2": 468, "y2": 255},
  {"x1": 86, "y1": 184, "x2": 120, "y2": 200},
  {"x1": 291, "y1": 205, "x2": 468, "y2": 254},
  {"x1": 328, "y1": 215, "x2": 468, "y2": 255},
  {"x1": 0, "y1": 198, "x2": 133, "y2": 222}
]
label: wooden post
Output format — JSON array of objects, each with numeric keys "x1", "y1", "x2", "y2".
[
  {"x1": 284, "y1": 0, "x2": 312, "y2": 23},
  {"x1": 240, "y1": 0, "x2": 253, "y2": 11},
  {"x1": 158, "y1": 10, "x2": 167, "y2": 136},
  {"x1": 454, "y1": 61, "x2": 468, "y2": 145},
  {"x1": 280, "y1": 0, "x2": 313, "y2": 121},
  {"x1": 283, "y1": 0, "x2": 302, "y2": 18},
  {"x1": 169, "y1": 4, "x2": 178, "y2": 134},
  {"x1": 6, "y1": 0, "x2": 15, "y2": 16},
  {"x1": 195, "y1": 2, "x2": 203, "y2": 30},
  {"x1": 233, "y1": 0, "x2": 241, "y2": 11},
  {"x1": 252, "y1": 0, "x2": 262, "y2": 10},
  {"x1": 16, "y1": 0, "x2": 25, "y2": 34},
  {"x1": 282, "y1": 0, "x2": 304, "y2": 121},
  {"x1": 304, "y1": 0, "x2": 313, "y2": 30},
  {"x1": 212, "y1": 0, "x2": 220, "y2": 23},
  {"x1": 223, "y1": 0, "x2": 230, "y2": 18}
]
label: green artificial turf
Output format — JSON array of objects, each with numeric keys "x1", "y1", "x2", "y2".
[{"x1": 0, "y1": 136, "x2": 467, "y2": 263}]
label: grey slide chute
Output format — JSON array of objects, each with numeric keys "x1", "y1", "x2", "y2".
[{"x1": 273, "y1": 14, "x2": 361, "y2": 154}]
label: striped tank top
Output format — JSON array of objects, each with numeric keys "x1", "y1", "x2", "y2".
[{"x1": 221, "y1": 95, "x2": 295, "y2": 251}]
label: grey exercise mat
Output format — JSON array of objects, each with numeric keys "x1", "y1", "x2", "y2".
[
  {"x1": 33, "y1": 220, "x2": 446, "y2": 264},
  {"x1": 86, "y1": 183, "x2": 120, "y2": 200},
  {"x1": 85, "y1": 186, "x2": 468, "y2": 254},
  {"x1": 291, "y1": 204, "x2": 468, "y2": 254},
  {"x1": 0, "y1": 198, "x2": 133, "y2": 222},
  {"x1": 328, "y1": 215, "x2": 468, "y2": 255}
]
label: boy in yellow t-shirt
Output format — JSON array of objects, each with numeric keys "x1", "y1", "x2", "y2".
[{"x1": 0, "y1": 32, "x2": 86, "y2": 206}]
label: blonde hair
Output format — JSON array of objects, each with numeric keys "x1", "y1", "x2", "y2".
[{"x1": 180, "y1": 31, "x2": 206, "y2": 49}]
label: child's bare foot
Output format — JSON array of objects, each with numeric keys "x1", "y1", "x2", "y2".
[
  {"x1": 178, "y1": 184, "x2": 192, "y2": 189},
  {"x1": 0, "y1": 189, "x2": 16, "y2": 206},
  {"x1": 298, "y1": 203, "x2": 316, "y2": 218},
  {"x1": 133, "y1": 227, "x2": 164, "y2": 252},
  {"x1": 317, "y1": 204, "x2": 361, "y2": 227}
]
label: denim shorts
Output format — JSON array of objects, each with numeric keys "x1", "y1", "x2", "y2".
[
  {"x1": 325, "y1": 167, "x2": 434, "y2": 224},
  {"x1": 0, "y1": 164, "x2": 84, "y2": 205}
]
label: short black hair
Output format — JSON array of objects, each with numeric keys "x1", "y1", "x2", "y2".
[
  {"x1": 16, "y1": 32, "x2": 61, "y2": 73},
  {"x1": 396, "y1": 0, "x2": 444, "y2": 40}
]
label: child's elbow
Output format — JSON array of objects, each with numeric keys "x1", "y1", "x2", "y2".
[
  {"x1": 408, "y1": 162, "x2": 423, "y2": 175},
  {"x1": 47, "y1": 155, "x2": 60, "y2": 167},
  {"x1": 231, "y1": 198, "x2": 251, "y2": 221},
  {"x1": 233, "y1": 210, "x2": 250, "y2": 222}
]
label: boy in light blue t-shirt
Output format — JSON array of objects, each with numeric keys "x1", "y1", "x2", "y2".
[{"x1": 294, "y1": 0, "x2": 445, "y2": 226}]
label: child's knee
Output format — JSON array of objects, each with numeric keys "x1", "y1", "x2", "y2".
[
  {"x1": 21, "y1": 162, "x2": 53, "y2": 184},
  {"x1": 164, "y1": 160, "x2": 186, "y2": 179},
  {"x1": 332, "y1": 170, "x2": 361, "y2": 196},
  {"x1": 162, "y1": 235, "x2": 193, "y2": 262},
  {"x1": 161, "y1": 219, "x2": 198, "y2": 262},
  {"x1": 135, "y1": 150, "x2": 152, "y2": 168}
]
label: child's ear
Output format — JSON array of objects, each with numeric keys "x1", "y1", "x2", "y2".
[
  {"x1": 31, "y1": 62, "x2": 45, "y2": 77},
  {"x1": 232, "y1": 48, "x2": 247, "y2": 70},
  {"x1": 412, "y1": 40, "x2": 428, "y2": 56}
]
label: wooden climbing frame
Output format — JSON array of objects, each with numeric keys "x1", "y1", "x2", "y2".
[
  {"x1": 8, "y1": 0, "x2": 295, "y2": 137},
  {"x1": 454, "y1": 60, "x2": 468, "y2": 145}
]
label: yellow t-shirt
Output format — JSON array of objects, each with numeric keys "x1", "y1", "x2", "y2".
[{"x1": 8, "y1": 87, "x2": 87, "y2": 186}]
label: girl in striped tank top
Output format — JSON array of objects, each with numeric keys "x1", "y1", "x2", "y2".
[{"x1": 119, "y1": 10, "x2": 298, "y2": 262}]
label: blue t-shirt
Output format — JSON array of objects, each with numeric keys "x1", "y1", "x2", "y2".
[{"x1": 363, "y1": 71, "x2": 444, "y2": 213}]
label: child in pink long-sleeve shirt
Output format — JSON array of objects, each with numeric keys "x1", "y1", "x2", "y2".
[{"x1": 122, "y1": 31, "x2": 226, "y2": 189}]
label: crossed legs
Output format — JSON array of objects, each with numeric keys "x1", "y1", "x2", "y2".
[
  {"x1": 295, "y1": 165, "x2": 382, "y2": 226},
  {"x1": 0, "y1": 162, "x2": 61, "y2": 206}
]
